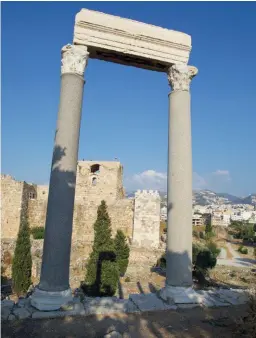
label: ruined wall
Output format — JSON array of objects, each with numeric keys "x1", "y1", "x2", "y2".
[
  {"x1": 1, "y1": 175, "x2": 23, "y2": 239},
  {"x1": 132, "y1": 190, "x2": 161, "y2": 249}
]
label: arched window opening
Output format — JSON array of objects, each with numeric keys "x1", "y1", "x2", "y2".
[
  {"x1": 90, "y1": 164, "x2": 100, "y2": 174},
  {"x1": 92, "y1": 177, "x2": 97, "y2": 186},
  {"x1": 28, "y1": 191, "x2": 36, "y2": 199}
]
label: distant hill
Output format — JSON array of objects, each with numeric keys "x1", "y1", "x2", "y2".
[{"x1": 126, "y1": 190, "x2": 256, "y2": 206}]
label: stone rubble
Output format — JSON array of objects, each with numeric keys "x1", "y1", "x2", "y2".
[{"x1": 1, "y1": 288, "x2": 250, "y2": 321}]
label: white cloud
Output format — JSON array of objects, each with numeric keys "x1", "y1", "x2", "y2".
[
  {"x1": 125, "y1": 170, "x2": 167, "y2": 191},
  {"x1": 124, "y1": 169, "x2": 231, "y2": 192},
  {"x1": 213, "y1": 170, "x2": 230, "y2": 176}
]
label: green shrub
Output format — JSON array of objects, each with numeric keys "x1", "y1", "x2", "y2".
[
  {"x1": 157, "y1": 242, "x2": 218, "y2": 281},
  {"x1": 238, "y1": 245, "x2": 248, "y2": 254},
  {"x1": 254, "y1": 247, "x2": 256, "y2": 258},
  {"x1": 114, "y1": 230, "x2": 130, "y2": 277},
  {"x1": 12, "y1": 218, "x2": 32, "y2": 295},
  {"x1": 83, "y1": 201, "x2": 119, "y2": 297},
  {"x1": 206, "y1": 241, "x2": 221, "y2": 258},
  {"x1": 205, "y1": 222, "x2": 213, "y2": 234},
  {"x1": 124, "y1": 276, "x2": 131, "y2": 282},
  {"x1": 30, "y1": 226, "x2": 45, "y2": 239}
]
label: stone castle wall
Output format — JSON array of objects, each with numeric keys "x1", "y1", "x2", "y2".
[{"x1": 1, "y1": 161, "x2": 162, "y2": 288}]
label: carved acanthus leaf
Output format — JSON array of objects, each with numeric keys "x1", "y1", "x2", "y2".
[
  {"x1": 61, "y1": 44, "x2": 89, "y2": 76},
  {"x1": 167, "y1": 64, "x2": 198, "y2": 91}
]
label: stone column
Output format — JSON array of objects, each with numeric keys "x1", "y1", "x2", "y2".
[
  {"x1": 159, "y1": 64, "x2": 198, "y2": 303},
  {"x1": 31, "y1": 44, "x2": 89, "y2": 311}
]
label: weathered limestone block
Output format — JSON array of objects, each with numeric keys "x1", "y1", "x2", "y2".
[{"x1": 132, "y1": 190, "x2": 161, "y2": 249}]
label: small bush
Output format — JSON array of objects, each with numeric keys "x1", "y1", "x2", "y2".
[
  {"x1": 124, "y1": 276, "x2": 131, "y2": 282},
  {"x1": 31, "y1": 226, "x2": 45, "y2": 239},
  {"x1": 238, "y1": 245, "x2": 248, "y2": 254}
]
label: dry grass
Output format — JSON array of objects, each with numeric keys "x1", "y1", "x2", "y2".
[
  {"x1": 209, "y1": 266, "x2": 256, "y2": 289},
  {"x1": 233, "y1": 287, "x2": 256, "y2": 337}
]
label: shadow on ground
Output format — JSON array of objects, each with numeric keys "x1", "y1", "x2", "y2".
[{"x1": 1, "y1": 303, "x2": 248, "y2": 338}]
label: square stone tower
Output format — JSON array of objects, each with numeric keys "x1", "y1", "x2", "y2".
[{"x1": 75, "y1": 161, "x2": 125, "y2": 206}]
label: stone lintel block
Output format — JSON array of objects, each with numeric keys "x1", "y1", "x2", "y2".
[{"x1": 74, "y1": 9, "x2": 191, "y2": 72}]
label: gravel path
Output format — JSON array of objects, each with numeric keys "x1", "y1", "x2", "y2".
[{"x1": 217, "y1": 242, "x2": 256, "y2": 268}]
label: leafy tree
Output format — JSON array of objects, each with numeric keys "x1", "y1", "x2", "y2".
[
  {"x1": 12, "y1": 218, "x2": 32, "y2": 295},
  {"x1": 205, "y1": 222, "x2": 213, "y2": 234},
  {"x1": 84, "y1": 200, "x2": 119, "y2": 297},
  {"x1": 114, "y1": 230, "x2": 130, "y2": 276}
]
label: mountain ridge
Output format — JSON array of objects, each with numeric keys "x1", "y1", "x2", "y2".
[{"x1": 126, "y1": 190, "x2": 256, "y2": 205}]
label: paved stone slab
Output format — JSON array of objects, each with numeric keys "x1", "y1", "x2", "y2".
[
  {"x1": 196, "y1": 290, "x2": 230, "y2": 307},
  {"x1": 177, "y1": 304, "x2": 201, "y2": 309},
  {"x1": 214, "y1": 289, "x2": 249, "y2": 305},
  {"x1": 84, "y1": 297, "x2": 138, "y2": 315},
  {"x1": 161, "y1": 287, "x2": 201, "y2": 304},
  {"x1": 129, "y1": 293, "x2": 177, "y2": 312}
]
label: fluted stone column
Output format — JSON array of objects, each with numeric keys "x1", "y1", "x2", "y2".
[
  {"x1": 159, "y1": 64, "x2": 198, "y2": 304},
  {"x1": 31, "y1": 44, "x2": 89, "y2": 311}
]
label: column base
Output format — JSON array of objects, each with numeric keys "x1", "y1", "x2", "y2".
[
  {"x1": 30, "y1": 287, "x2": 73, "y2": 311},
  {"x1": 158, "y1": 285, "x2": 200, "y2": 305}
]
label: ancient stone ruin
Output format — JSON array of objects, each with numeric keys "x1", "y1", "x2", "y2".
[{"x1": 2, "y1": 8, "x2": 198, "y2": 311}]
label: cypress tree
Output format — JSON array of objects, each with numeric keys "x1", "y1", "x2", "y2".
[
  {"x1": 114, "y1": 229, "x2": 130, "y2": 276},
  {"x1": 12, "y1": 218, "x2": 32, "y2": 296},
  {"x1": 84, "y1": 200, "x2": 119, "y2": 296}
]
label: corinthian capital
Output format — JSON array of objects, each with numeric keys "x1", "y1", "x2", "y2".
[
  {"x1": 167, "y1": 64, "x2": 198, "y2": 92},
  {"x1": 61, "y1": 44, "x2": 89, "y2": 77}
]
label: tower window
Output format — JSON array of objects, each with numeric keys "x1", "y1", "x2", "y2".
[
  {"x1": 90, "y1": 164, "x2": 100, "y2": 174},
  {"x1": 28, "y1": 192, "x2": 36, "y2": 199},
  {"x1": 92, "y1": 177, "x2": 97, "y2": 186}
]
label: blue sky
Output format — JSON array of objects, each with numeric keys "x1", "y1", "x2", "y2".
[{"x1": 2, "y1": 2, "x2": 256, "y2": 196}]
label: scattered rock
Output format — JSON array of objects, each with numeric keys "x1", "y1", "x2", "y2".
[
  {"x1": 60, "y1": 302, "x2": 74, "y2": 311},
  {"x1": 13, "y1": 307, "x2": 31, "y2": 319},
  {"x1": 17, "y1": 297, "x2": 31, "y2": 308},
  {"x1": 8, "y1": 314, "x2": 16, "y2": 321},
  {"x1": 104, "y1": 331, "x2": 123, "y2": 338},
  {"x1": 1, "y1": 299, "x2": 14, "y2": 309},
  {"x1": 1, "y1": 306, "x2": 11, "y2": 320}
]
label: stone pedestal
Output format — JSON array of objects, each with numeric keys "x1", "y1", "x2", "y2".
[
  {"x1": 160, "y1": 64, "x2": 198, "y2": 303},
  {"x1": 31, "y1": 44, "x2": 89, "y2": 311}
]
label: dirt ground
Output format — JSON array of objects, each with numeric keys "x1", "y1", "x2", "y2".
[{"x1": 1, "y1": 305, "x2": 249, "y2": 338}]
